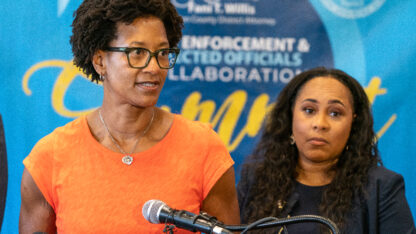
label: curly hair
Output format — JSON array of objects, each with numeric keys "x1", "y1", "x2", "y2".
[
  {"x1": 70, "y1": 0, "x2": 184, "y2": 83},
  {"x1": 240, "y1": 67, "x2": 381, "y2": 231}
]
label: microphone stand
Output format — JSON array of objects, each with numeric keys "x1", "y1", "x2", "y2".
[
  {"x1": 224, "y1": 215, "x2": 339, "y2": 234},
  {"x1": 158, "y1": 208, "x2": 339, "y2": 234}
]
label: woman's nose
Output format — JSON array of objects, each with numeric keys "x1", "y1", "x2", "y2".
[{"x1": 313, "y1": 113, "x2": 330, "y2": 131}]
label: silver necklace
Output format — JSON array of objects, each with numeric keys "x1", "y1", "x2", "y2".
[{"x1": 98, "y1": 108, "x2": 155, "y2": 165}]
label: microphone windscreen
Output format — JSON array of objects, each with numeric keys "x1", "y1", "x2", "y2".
[{"x1": 142, "y1": 199, "x2": 166, "y2": 224}]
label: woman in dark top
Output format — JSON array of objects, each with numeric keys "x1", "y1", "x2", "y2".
[{"x1": 237, "y1": 67, "x2": 415, "y2": 233}]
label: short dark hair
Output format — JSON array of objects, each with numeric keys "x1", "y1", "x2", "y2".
[
  {"x1": 70, "y1": 0, "x2": 184, "y2": 82},
  {"x1": 240, "y1": 67, "x2": 380, "y2": 229}
]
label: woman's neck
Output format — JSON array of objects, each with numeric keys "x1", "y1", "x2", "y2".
[
  {"x1": 99, "y1": 104, "x2": 154, "y2": 140},
  {"x1": 296, "y1": 158, "x2": 336, "y2": 186}
]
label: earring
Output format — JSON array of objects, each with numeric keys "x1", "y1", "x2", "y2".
[
  {"x1": 290, "y1": 134, "x2": 295, "y2": 145},
  {"x1": 100, "y1": 74, "x2": 105, "y2": 81},
  {"x1": 277, "y1": 200, "x2": 285, "y2": 210},
  {"x1": 345, "y1": 145, "x2": 349, "y2": 151}
]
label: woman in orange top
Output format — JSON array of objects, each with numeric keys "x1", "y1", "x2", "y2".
[{"x1": 19, "y1": 0, "x2": 240, "y2": 233}]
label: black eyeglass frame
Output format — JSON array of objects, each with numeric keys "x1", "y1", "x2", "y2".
[{"x1": 104, "y1": 47, "x2": 180, "y2": 69}]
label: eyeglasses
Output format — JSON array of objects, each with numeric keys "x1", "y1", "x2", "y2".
[{"x1": 104, "y1": 47, "x2": 180, "y2": 69}]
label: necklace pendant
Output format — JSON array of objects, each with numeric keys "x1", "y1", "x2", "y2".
[{"x1": 122, "y1": 155, "x2": 133, "y2": 165}]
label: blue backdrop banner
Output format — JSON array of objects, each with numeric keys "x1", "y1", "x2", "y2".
[{"x1": 0, "y1": 0, "x2": 415, "y2": 232}]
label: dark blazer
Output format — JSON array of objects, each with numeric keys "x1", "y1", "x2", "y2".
[{"x1": 238, "y1": 166, "x2": 416, "y2": 234}]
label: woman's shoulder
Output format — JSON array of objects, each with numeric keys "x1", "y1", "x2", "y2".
[
  {"x1": 367, "y1": 165, "x2": 404, "y2": 183},
  {"x1": 45, "y1": 116, "x2": 87, "y2": 140},
  {"x1": 37, "y1": 116, "x2": 86, "y2": 144},
  {"x1": 25, "y1": 116, "x2": 87, "y2": 166},
  {"x1": 237, "y1": 156, "x2": 263, "y2": 188},
  {"x1": 365, "y1": 165, "x2": 406, "y2": 199},
  {"x1": 171, "y1": 114, "x2": 219, "y2": 139},
  {"x1": 359, "y1": 167, "x2": 416, "y2": 233},
  {"x1": 173, "y1": 114, "x2": 212, "y2": 129}
]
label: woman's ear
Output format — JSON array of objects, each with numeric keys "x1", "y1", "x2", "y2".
[{"x1": 92, "y1": 50, "x2": 105, "y2": 76}]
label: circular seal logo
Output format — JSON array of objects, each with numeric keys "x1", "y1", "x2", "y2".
[{"x1": 320, "y1": 0, "x2": 386, "y2": 19}]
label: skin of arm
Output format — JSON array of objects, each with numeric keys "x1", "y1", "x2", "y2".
[
  {"x1": 201, "y1": 166, "x2": 241, "y2": 226},
  {"x1": 19, "y1": 168, "x2": 56, "y2": 234}
]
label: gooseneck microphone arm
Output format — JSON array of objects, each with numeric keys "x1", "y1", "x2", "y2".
[
  {"x1": 224, "y1": 215, "x2": 339, "y2": 234},
  {"x1": 142, "y1": 199, "x2": 339, "y2": 234}
]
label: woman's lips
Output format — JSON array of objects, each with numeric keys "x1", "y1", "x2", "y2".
[
  {"x1": 308, "y1": 137, "x2": 329, "y2": 145},
  {"x1": 135, "y1": 81, "x2": 159, "y2": 90}
]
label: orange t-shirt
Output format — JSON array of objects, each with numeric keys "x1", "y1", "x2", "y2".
[{"x1": 23, "y1": 114, "x2": 234, "y2": 233}]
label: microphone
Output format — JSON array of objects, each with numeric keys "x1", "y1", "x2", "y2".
[{"x1": 142, "y1": 199, "x2": 232, "y2": 234}]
